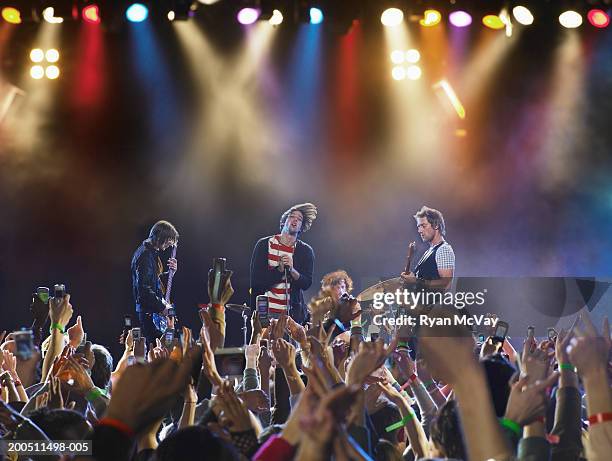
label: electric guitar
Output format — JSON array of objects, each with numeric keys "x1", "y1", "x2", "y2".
[{"x1": 153, "y1": 243, "x2": 177, "y2": 333}]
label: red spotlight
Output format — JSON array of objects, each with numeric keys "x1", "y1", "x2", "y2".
[
  {"x1": 588, "y1": 9, "x2": 610, "y2": 28},
  {"x1": 83, "y1": 4, "x2": 101, "y2": 24}
]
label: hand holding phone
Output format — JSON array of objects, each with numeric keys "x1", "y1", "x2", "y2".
[{"x1": 132, "y1": 327, "x2": 141, "y2": 341}]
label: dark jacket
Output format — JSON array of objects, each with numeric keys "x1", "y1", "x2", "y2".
[
  {"x1": 249, "y1": 236, "x2": 314, "y2": 325},
  {"x1": 131, "y1": 240, "x2": 165, "y2": 314}
]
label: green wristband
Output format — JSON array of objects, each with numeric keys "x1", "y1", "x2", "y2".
[
  {"x1": 49, "y1": 323, "x2": 65, "y2": 334},
  {"x1": 86, "y1": 387, "x2": 103, "y2": 401},
  {"x1": 559, "y1": 363, "x2": 577, "y2": 372},
  {"x1": 422, "y1": 379, "x2": 435, "y2": 388},
  {"x1": 385, "y1": 412, "x2": 414, "y2": 432},
  {"x1": 500, "y1": 417, "x2": 522, "y2": 437},
  {"x1": 397, "y1": 341, "x2": 410, "y2": 348}
]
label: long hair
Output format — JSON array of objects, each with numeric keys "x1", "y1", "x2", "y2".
[
  {"x1": 148, "y1": 220, "x2": 179, "y2": 247},
  {"x1": 414, "y1": 206, "x2": 446, "y2": 236}
]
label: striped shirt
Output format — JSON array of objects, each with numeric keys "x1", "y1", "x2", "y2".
[{"x1": 266, "y1": 235, "x2": 295, "y2": 314}]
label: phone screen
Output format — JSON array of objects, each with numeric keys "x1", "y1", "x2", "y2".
[
  {"x1": 124, "y1": 316, "x2": 132, "y2": 327},
  {"x1": 132, "y1": 328, "x2": 141, "y2": 340},
  {"x1": 256, "y1": 295, "x2": 269, "y2": 327}
]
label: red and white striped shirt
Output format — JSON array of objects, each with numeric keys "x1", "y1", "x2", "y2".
[{"x1": 265, "y1": 234, "x2": 295, "y2": 314}]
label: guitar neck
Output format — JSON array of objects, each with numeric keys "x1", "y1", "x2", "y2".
[{"x1": 165, "y1": 245, "x2": 177, "y2": 304}]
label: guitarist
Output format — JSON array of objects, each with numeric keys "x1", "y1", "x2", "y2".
[
  {"x1": 131, "y1": 220, "x2": 179, "y2": 343},
  {"x1": 400, "y1": 206, "x2": 454, "y2": 291}
]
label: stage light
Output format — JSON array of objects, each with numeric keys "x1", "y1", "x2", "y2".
[
  {"x1": 512, "y1": 6, "x2": 534, "y2": 25},
  {"x1": 449, "y1": 11, "x2": 472, "y2": 28},
  {"x1": 483, "y1": 14, "x2": 504, "y2": 30},
  {"x1": 126, "y1": 3, "x2": 148, "y2": 23},
  {"x1": 588, "y1": 9, "x2": 610, "y2": 28},
  {"x1": 30, "y1": 49, "x2": 45, "y2": 63},
  {"x1": 309, "y1": 7, "x2": 323, "y2": 24},
  {"x1": 268, "y1": 9, "x2": 283, "y2": 26},
  {"x1": 406, "y1": 65, "x2": 422, "y2": 80},
  {"x1": 405, "y1": 49, "x2": 420, "y2": 63},
  {"x1": 43, "y1": 7, "x2": 64, "y2": 23},
  {"x1": 420, "y1": 9, "x2": 441, "y2": 27},
  {"x1": 2, "y1": 7, "x2": 21, "y2": 24},
  {"x1": 390, "y1": 50, "x2": 405, "y2": 64},
  {"x1": 392, "y1": 66, "x2": 406, "y2": 81},
  {"x1": 30, "y1": 66, "x2": 45, "y2": 79},
  {"x1": 559, "y1": 11, "x2": 582, "y2": 28},
  {"x1": 168, "y1": 10, "x2": 175, "y2": 21},
  {"x1": 381, "y1": 8, "x2": 403, "y2": 27},
  {"x1": 237, "y1": 7, "x2": 260, "y2": 25},
  {"x1": 46, "y1": 65, "x2": 60, "y2": 79},
  {"x1": 45, "y1": 49, "x2": 59, "y2": 63},
  {"x1": 197, "y1": 0, "x2": 221, "y2": 4},
  {"x1": 83, "y1": 4, "x2": 101, "y2": 24}
]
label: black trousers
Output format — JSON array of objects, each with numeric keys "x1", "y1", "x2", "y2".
[{"x1": 138, "y1": 312, "x2": 160, "y2": 345}]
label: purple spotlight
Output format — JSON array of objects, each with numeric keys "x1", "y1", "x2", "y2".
[
  {"x1": 449, "y1": 10, "x2": 472, "y2": 27},
  {"x1": 237, "y1": 7, "x2": 260, "y2": 25}
]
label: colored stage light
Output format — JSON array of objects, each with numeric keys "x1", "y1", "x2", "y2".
[
  {"x1": 126, "y1": 3, "x2": 148, "y2": 23},
  {"x1": 46, "y1": 49, "x2": 60, "y2": 63},
  {"x1": 237, "y1": 7, "x2": 260, "y2": 25},
  {"x1": 30, "y1": 66, "x2": 45, "y2": 79},
  {"x1": 83, "y1": 5, "x2": 101, "y2": 24},
  {"x1": 420, "y1": 9, "x2": 441, "y2": 27},
  {"x1": 559, "y1": 11, "x2": 582, "y2": 28},
  {"x1": 512, "y1": 6, "x2": 534, "y2": 25},
  {"x1": 391, "y1": 66, "x2": 406, "y2": 81},
  {"x1": 2, "y1": 7, "x2": 22, "y2": 24},
  {"x1": 43, "y1": 7, "x2": 64, "y2": 23},
  {"x1": 483, "y1": 14, "x2": 504, "y2": 30},
  {"x1": 30, "y1": 49, "x2": 45, "y2": 63},
  {"x1": 588, "y1": 9, "x2": 610, "y2": 28},
  {"x1": 405, "y1": 49, "x2": 420, "y2": 63},
  {"x1": 269, "y1": 9, "x2": 283, "y2": 26},
  {"x1": 449, "y1": 11, "x2": 472, "y2": 28},
  {"x1": 46, "y1": 65, "x2": 60, "y2": 79},
  {"x1": 406, "y1": 65, "x2": 422, "y2": 80},
  {"x1": 310, "y1": 7, "x2": 323, "y2": 24},
  {"x1": 381, "y1": 8, "x2": 403, "y2": 27}
]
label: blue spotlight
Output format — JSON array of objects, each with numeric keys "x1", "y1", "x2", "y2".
[
  {"x1": 310, "y1": 7, "x2": 323, "y2": 24},
  {"x1": 126, "y1": 3, "x2": 149, "y2": 23}
]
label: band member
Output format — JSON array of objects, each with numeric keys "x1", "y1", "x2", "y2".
[
  {"x1": 250, "y1": 203, "x2": 317, "y2": 325},
  {"x1": 131, "y1": 220, "x2": 179, "y2": 343},
  {"x1": 401, "y1": 206, "x2": 455, "y2": 290}
]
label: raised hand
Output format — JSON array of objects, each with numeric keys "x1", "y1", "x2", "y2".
[
  {"x1": 199, "y1": 308, "x2": 224, "y2": 352},
  {"x1": 48, "y1": 376, "x2": 65, "y2": 409},
  {"x1": 2, "y1": 350, "x2": 18, "y2": 380},
  {"x1": 217, "y1": 381, "x2": 253, "y2": 433},
  {"x1": 504, "y1": 373, "x2": 559, "y2": 426},
  {"x1": 49, "y1": 294, "x2": 73, "y2": 330},
  {"x1": 250, "y1": 310, "x2": 263, "y2": 343},
  {"x1": 346, "y1": 338, "x2": 398, "y2": 386},
  {"x1": 520, "y1": 338, "x2": 554, "y2": 385},
  {"x1": 67, "y1": 316, "x2": 84, "y2": 348},
  {"x1": 56, "y1": 357, "x2": 95, "y2": 394},
  {"x1": 286, "y1": 316, "x2": 309, "y2": 350},
  {"x1": 238, "y1": 389, "x2": 269, "y2": 413},
  {"x1": 200, "y1": 325, "x2": 222, "y2": 387},
  {"x1": 272, "y1": 338, "x2": 296, "y2": 370},
  {"x1": 567, "y1": 314, "x2": 610, "y2": 378},
  {"x1": 392, "y1": 349, "x2": 416, "y2": 381}
]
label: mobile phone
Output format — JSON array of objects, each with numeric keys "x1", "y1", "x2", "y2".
[
  {"x1": 494, "y1": 321, "x2": 509, "y2": 339},
  {"x1": 164, "y1": 330, "x2": 174, "y2": 348},
  {"x1": 527, "y1": 326, "x2": 535, "y2": 337},
  {"x1": 256, "y1": 295, "x2": 270, "y2": 328},
  {"x1": 211, "y1": 257, "x2": 226, "y2": 300},
  {"x1": 547, "y1": 327, "x2": 558, "y2": 341},
  {"x1": 124, "y1": 315, "x2": 132, "y2": 328},
  {"x1": 13, "y1": 330, "x2": 34, "y2": 360},
  {"x1": 370, "y1": 332, "x2": 379, "y2": 342},
  {"x1": 478, "y1": 333, "x2": 486, "y2": 342},
  {"x1": 127, "y1": 355, "x2": 136, "y2": 366},
  {"x1": 53, "y1": 284, "x2": 66, "y2": 299},
  {"x1": 131, "y1": 327, "x2": 141, "y2": 341},
  {"x1": 167, "y1": 307, "x2": 176, "y2": 317},
  {"x1": 36, "y1": 287, "x2": 50, "y2": 304}
]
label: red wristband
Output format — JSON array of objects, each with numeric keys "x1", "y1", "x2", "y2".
[
  {"x1": 14, "y1": 381, "x2": 22, "y2": 387},
  {"x1": 535, "y1": 416, "x2": 545, "y2": 423},
  {"x1": 588, "y1": 412, "x2": 612, "y2": 426},
  {"x1": 97, "y1": 418, "x2": 136, "y2": 438},
  {"x1": 210, "y1": 303, "x2": 224, "y2": 311},
  {"x1": 400, "y1": 373, "x2": 418, "y2": 389}
]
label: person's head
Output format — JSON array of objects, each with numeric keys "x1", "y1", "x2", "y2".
[
  {"x1": 148, "y1": 220, "x2": 179, "y2": 250},
  {"x1": 90, "y1": 344, "x2": 113, "y2": 392},
  {"x1": 155, "y1": 425, "x2": 240, "y2": 461},
  {"x1": 414, "y1": 206, "x2": 446, "y2": 242},
  {"x1": 27, "y1": 408, "x2": 92, "y2": 441},
  {"x1": 429, "y1": 400, "x2": 466, "y2": 460},
  {"x1": 369, "y1": 401, "x2": 403, "y2": 444},
  {"x1": 281, "y1": 210, "x2": 304, "y2": 236},
  {"x1": 375, "y1": 439, "x2": 404, "y2": 461},
  {"x1": 279, "y1": 202, "x2": 318, "y2": 236},
  {"x1": 321, "y1": 270, "x2": 353, "y2": 302},
  {"x1": 481, "y1": 353, "x2": 516, "y2": 417}
]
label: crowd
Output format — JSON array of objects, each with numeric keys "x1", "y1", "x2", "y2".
[{"x1": 0, "y1": 283, "x2": 610, "y2": 461}]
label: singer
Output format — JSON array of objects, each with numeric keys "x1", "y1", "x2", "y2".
[{"x1": 249, "y1": 203, "x2": 317, "y2": 325}]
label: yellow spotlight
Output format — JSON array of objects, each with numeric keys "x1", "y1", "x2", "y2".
[
  {"x1": 390, "y1": 50, "x2": 405, "y2": 64},
  {"x1": 381, "y1": 8, "x2": 404, "y2": 27},
  {"x1": 30, "y1": 49, "x2": 45, "y2": 63},
  {"x1": 482, "y1": 14, "x2": 505, "y2": 30},
  {"x1": 420, "y1": 9, "x2": 441, "y2": 27},
  {"x1": 30, "y1": 65, "x2": 45, "y2": 79},
  {"x1": 43, "y1": 7, "x2": 64, "y2": 23},
  {"x1": 559, "y1": 11, "x2": 582, "y2": 28},
  {"x1": 46, "y1": 65, "x2": 60, "y2": 79},
  {"x1": 405, "y1": 49, "x2": 420, "y2": 63},
  {"x1": 46, "y1": 49, "x2": 60, "y2": 63},
  {"x1": 406, "y1": 65, "x2": 422, "y2": 80},
  {"x1": 269, "y1": 9, "x2": 283, "y2": 26},
  {"x1": 512, "y1": 6, "x2": 534, "y2": 25},
  {"x1": 392, "y1": 66, "x2": 406, "y2": 80},
  {"x1": 2, "y1": 7, "x2": 22, "y2": 24}
]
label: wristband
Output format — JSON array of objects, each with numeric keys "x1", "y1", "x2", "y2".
[
  {"x1": 50, "y1": 323, "x2": 65, "y2": 334},
  {"x1": 391, "y1": 381, "x2": 402, "y2": 392},
  {"x1": 588, "y1": 412, "x2": 612, "y2": 426},
  {"x1": 559, "y1": 363, "x2": 577, "y2": 372},
  {"x1": 385, "y1": 412, "x2": 414, "y2": 432},
  {"x1": 350, "y1": 319, "x2": 361, "y2": 328},
  {"x1": 334, "y1": 318, "x2": 347, "y2": 332},
  {"x1": 397, "y1": 341, "x2": 410, "y2": 349},
  {"x1": 86, "y1": 387, "x2": 104, "y2": 401},
  {"x1": 14, "y1": 380, "x2": 22, "y2": 387},
  {"x1": 422, "y1": 379, "x2": 435, "y2": 388},
  {"x1": 500, "y1": 418, "x2": 522, "y2": 437},
  {"x1": 210, "y1": 303, "x2": 224, "y2": 311},
  {"x1": 97, "y1": 418, "x2": 135, "y2": 438}
]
